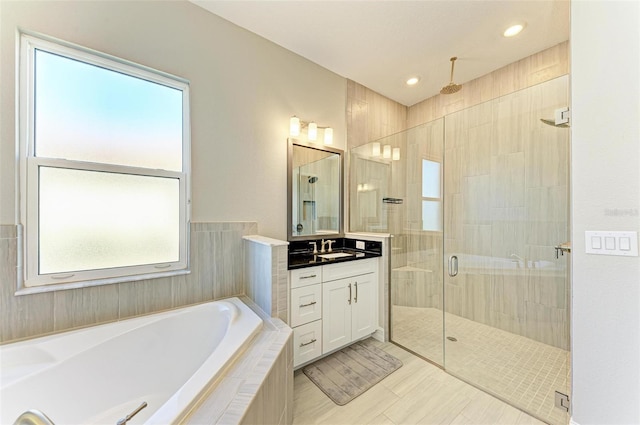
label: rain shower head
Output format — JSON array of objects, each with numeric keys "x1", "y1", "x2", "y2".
[{"x1": 440, "y1": 57, "x2": 462, "y2": 95}]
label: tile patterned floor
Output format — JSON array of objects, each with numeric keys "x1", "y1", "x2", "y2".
[
  {"x1": 392, "y1": 306, "x2": 570, "y2": 425},
  {"x1": 293, "y1": 340, "x2": 549, "y2": 425}
]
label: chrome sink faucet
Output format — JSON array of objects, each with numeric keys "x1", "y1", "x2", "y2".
[{"x1": 309, "y1": 241, "x2": 318, "y2": 254}]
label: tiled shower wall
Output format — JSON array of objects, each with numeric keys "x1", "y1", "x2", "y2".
[
  {"x1": 348, "y1": 42, "x2": 570, "y2": 349},
  {"x1": 0, "y1": 222, "x2": 257, "y2": 344},
  {"x1": 443, "y1": 76, "x2": 570, "y2": 350}
]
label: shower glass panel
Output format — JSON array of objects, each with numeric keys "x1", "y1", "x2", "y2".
[
  {"x1": 350, "y1": 119, "x2": 445, "y2": 366},
  {"x1": 443, "y1": 75, "x2": 570, "y2": 425},
  {"x1": 350, "y1": 75, "x2": 570, "y2": 425}
]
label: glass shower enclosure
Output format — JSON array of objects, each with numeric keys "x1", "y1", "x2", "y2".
[{"x1": 350, "y1": 76, "x2": 571, "y2": 425}]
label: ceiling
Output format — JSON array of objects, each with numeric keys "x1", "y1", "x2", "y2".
[{"x1": 192, "y1": 1, "x2": 570, "y2": 106}]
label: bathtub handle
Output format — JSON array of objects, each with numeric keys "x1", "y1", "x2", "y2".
[
  {"x1": 299, "y1": 301, "x2": 317, "y2": 308},
  {"x1": 300, "y1": 338, "x2": 317, "y2": 347},
  {"x1": 116, "y1": 402, "x2": 147, "y2": 425}
]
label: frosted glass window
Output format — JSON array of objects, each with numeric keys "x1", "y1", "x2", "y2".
[
  {"x1": 422, "y1": 200, "x2": 442, "y2": 232},
  {"x1": 34, "y1": 49, "x2": 183, "y2": 172},
  {"x1": 422, "y1": 159, "x2": 441, "y2": 198},
  {"x1": 19, "y1": 33, "x2": 190, "y2": 289},
  {"x1": 39, "y1": 167, "x2": 179, "y2": 275}
]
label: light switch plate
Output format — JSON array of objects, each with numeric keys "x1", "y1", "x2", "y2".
[
  {"x1": 356, "y1": 240, "x2": 365, "y2": 250},
  {"x1": 585, "y1": 231, "x2": 638, "y2": 256}
]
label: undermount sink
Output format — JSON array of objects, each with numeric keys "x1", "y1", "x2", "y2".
[{"x1": 317, "y1": 252, "x2": 354, "y2": 259}]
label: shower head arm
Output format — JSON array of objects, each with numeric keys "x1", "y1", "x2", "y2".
[{"x1": 449, "y1": 57, "x2": 457, "y2": 83}]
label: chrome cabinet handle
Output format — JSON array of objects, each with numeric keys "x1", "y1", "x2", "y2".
[
  {"x1": 300, "y1": 274, "x2": 317, "y2": 279},
  {"x1": 448, "y1": 255, "x2": 458, "y2": 277},
  {"x1": 299, "y1": 301, "x2": 317, "y2": 308},
  {"x1": 348, "y1": 283, "x2": 352, "y2": 305},
  {"x1": 354, "y1": 282, "x2": 358, "y2": 303},
  {"x1": 300, "y1": 338, "x2": 317, "y2": 347}
]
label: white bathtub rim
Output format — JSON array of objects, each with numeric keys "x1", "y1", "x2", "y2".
[
  {"x1": 0, "y1": 297, "x2": 263, "y2": 425},
  {"x1": 0, "y1": 300, "x2": 234, "y2": 390},
  {"x1": 145, "y1": 298, "x2": 263, "y2": 425}
]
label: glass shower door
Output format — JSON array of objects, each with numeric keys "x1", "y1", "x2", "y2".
[
  {"x1": 443, "y1": 76, "x2": 571, "y2": 425},
  {"x1": 351, "y1": 120, "x2": 446, "y2": 366}
]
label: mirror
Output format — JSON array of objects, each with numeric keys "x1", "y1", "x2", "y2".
[{"x1": 287, "y1": 139, "x2": 343, "y2": 240}]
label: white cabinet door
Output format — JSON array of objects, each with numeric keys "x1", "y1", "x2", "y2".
[
  {"x1": 351, "y1": 272, "x2": 378, "y2": 340},
  {"x1": 322, "y1": 277, "x2": 352, "y2": 353}
]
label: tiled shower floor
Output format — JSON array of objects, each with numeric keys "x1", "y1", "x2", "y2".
[{"x1": 392, "y1": 305, "x2": 571, "y2": 425}]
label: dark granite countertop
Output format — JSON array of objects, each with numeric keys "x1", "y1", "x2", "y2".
[{"x1": 288, "y1": 238, "x2": 382, "y2": 270}]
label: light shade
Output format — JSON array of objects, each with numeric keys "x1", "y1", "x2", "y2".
[
  {"x1": 372, "y1": 142, "x2": 381, "y2": 157},
  {"x1": 308, "y1": 122, "x2": 318, "y2": 141},
  {"x1": 324, "y1": 127, "x2": 333, "y2": 145},
  {"x1": 392, "y1": 148, "x2": 400, "y2": 161},
  {"x1": 383, "y1": 145, "x2": 391, "y2": 159},
  {"x1": 290, "y1": 116, "x2": 300, "y2": 137}
]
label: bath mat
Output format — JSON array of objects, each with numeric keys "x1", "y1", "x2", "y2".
[{"x1": 302, "y1": 339, "x2": 402, "y2": 406}]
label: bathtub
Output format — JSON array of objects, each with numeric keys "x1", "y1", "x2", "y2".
[{"x1": 0, "y1": 297, "x2": 263, "y2": 425}]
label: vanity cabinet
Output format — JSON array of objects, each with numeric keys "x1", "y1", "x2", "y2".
[
  {"x1": 322, "y1": 270, "x2": 377, "y2": 353},
  {"x1": 290, "y1": 258, "x2": 378, "y2": 368}
]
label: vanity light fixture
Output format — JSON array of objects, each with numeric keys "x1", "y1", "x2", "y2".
[
  {"x1": 290, "y1": 116, "x2": 301, "y2": 137},
  {"x1": 383, "y1": 145, "x2": 391, "y2": 159},
  {"x1": 308, "y1": 122, "x2": 318, "y2": 141},
  {"x1": 324, "y1": 127, "x2": 333, "y2": 145},
  {"x1": 503, "y1": 23, "x2": 525, "y2": 37},
  {"x1": 372, "y1": 142, "x2": 381, "y2": 157},
  {"x1": 392, "y1": 148, "x2": 400, "y2": 161},
  {"x1": 289, "y1": 116, "x2": 334, "y2": 145}
]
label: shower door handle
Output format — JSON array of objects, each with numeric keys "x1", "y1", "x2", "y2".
[{"x1": 448, "y1": 255, "x2": 458, "y2": 277}]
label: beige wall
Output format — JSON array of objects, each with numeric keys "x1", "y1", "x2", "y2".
[
  {"x1": 0, "y1": 0, "x2": 347, "y2": 240},
  {"x1": 0, "y1": 1, "x2": 346, "y2": 343},
  {"x1": 571, "y1": 2, "x2": 640, "y2": 424}
]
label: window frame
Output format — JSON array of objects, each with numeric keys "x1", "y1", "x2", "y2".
[
  {"x1": 421, "y1": 157, "x2": 443, "y2": 233},
  {"x1": 17, "y1": 32, "x2": 191, "y2": 293}
]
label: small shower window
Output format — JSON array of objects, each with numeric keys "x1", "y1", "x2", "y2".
[
  {"x1": 422, "y1": 159, "x2": 442, "y2": 232},
  {"x1": 17, "y1": 33, "x2": 191, "y2": 291}
]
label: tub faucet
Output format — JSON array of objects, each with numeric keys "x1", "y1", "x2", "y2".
[
  {"x1": 510, "y1": 253, "x2": 527, "y2": 269},
  {"x1": 12, "y1": 409, "x2": 55, "y2": 425},
  {"x1": 116, "y1": 402, "x2": 147, "y2": 425}
]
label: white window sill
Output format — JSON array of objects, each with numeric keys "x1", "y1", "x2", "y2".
[{"x1": 15, "y1": 269, "x2": 191, "y2": 296}]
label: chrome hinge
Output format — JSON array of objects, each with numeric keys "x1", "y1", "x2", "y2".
[{"x1": 555, "y1": 391, "x2": 570, "y2": 412}]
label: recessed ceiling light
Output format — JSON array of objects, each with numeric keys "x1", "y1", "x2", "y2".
[
  {"x1": 504, "y1": 23, "x2": 525, "y2": 37},
  {"x1": 406, "y1": 76, "x2": 420, "y2": 86}
]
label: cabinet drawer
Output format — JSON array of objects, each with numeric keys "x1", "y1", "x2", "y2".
[
  {"x1": 293, "y1": 320, "x2": 323, "y2": 368},
  {"x1": 291, "y1": 266, "x2": 322, "y2": 288},
  {"x1": 291, "y1": 284, "x2": 322, "y2": 327},
  {"x1": 322, "y1": 258, "x2": 378, "y2": 282}
]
